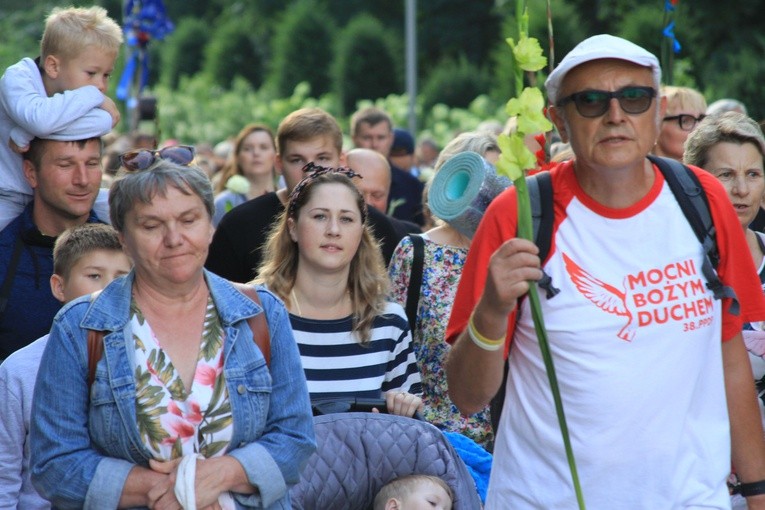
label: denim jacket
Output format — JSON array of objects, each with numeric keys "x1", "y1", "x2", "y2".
[{"x1": 30, "y1": 270, "x2": 315, "y2": 509}]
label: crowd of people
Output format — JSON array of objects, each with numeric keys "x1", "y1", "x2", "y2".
[{"x1": 3, "y1": 4, "x2": 765, "y2": 510}]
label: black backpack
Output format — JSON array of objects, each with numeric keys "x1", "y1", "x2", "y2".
[{"x1": 489, "y1": 155, "x2": 738, "y2": 434}]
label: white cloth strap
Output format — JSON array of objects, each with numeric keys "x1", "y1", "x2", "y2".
[
  {"x1": 173, "y1": 454, "x2": 237, "y2": 510},
  {"x1": 175, "y1": 454, "x2": 204, "y2": 510}
]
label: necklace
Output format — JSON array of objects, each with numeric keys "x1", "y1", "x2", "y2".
[
  {"x1": 290, "y1": 288, "x2": 303, "y2": 316},
  {"x1": 290, "y1": 287, "x2": 351, "y2": 318}
]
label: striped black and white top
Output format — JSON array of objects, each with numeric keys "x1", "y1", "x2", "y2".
[{"x1": 290, "y1": 302, "x2": 422, "y2": 400}]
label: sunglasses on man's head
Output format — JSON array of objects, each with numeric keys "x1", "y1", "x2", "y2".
[
  {"x1": 663, "y1": 114, "x2": 706, "y2": 132},
  {"x1": 556, "y1": 86, "x2": 657, "y2": 118},
  {"x1": 119, "y1": 145, "x2": 196, "y2": 172}
]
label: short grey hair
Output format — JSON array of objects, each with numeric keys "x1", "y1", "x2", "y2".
[
  {"x1": 434, "y1": 131, "x2": 499, "y2": 171},
  {"x1": 109, "y1": 160, "x2": 214, "y2": 232},
  {"x1": 683, "y1": 112, "x2": 765, "y2": 169},
  {"x1": 706, "y1": 98, "x2": 748, "y2": 117}
]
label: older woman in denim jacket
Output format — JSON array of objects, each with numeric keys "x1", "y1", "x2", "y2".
[{"x1": 30, "y1": 151, "x2": 315, "y2": 510}]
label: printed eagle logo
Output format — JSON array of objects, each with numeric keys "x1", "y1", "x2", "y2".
[{"x1": 562, "y1": 252, "x2": 635, "y2": 341}]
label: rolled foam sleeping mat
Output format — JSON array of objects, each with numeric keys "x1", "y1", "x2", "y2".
[{"x1": 428, "y1": 151, "x2": 512, "y2": 238}]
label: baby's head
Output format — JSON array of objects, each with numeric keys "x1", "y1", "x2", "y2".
[
  {"x1": 374, "y1": 474, "x2": 453, "y2": 510},
  {"x1": 40, "y1": 6, "x2": 123, "y2": 93}
]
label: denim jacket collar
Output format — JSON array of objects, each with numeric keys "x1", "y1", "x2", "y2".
[{"x1": 81, "y1": 269, "x2": 263, "y2": 332}]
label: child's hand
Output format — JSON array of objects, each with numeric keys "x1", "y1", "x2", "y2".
[
  {"x1": 100, "y1": 96, "x2": 121, "y2": 128},
  {"x1": 9, "y1": 139, "x2": 28, "y2": 154}
]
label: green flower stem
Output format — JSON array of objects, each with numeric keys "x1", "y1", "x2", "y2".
[
  {"x1": 513, "y1": 157, "x2": 586, "y2": 510},
  {"x1": 500, "y1": 3, "x2": 585, "y2": 504}
]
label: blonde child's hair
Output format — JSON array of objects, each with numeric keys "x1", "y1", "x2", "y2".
[
  {"x1": 373, "y1": 474, "x2": 453, "y2": 510},
  {"x1": 41, "y1": 6, "x2": 123, "y2": 61},
  {"x1": 53, "y1": 223, "x2": 124, "y2": 279}
]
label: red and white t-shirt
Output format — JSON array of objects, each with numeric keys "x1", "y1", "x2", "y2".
[{"x1": 447, "y1": 160, "x2": 765, "y2": 509}]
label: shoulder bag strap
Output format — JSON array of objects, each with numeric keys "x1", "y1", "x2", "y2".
[
  {"x1": 87, "y1": 329, "x2": 105, "y2": 388},
  {"x1": 405, "y1": 234, "x2": 425, "y2": 331},
  {"x1": 233, "y1": 283, "x2": 271, "y2": 368}
]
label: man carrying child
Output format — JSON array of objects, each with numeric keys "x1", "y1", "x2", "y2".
[
  {"x1": 0, "y1": 5, "x2": 123, "y2": 360},
  {"x1": 0, "y1": 5, "x2": 122, "y2": 230}
]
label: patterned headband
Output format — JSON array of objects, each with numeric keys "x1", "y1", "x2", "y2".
[{"x1": 287, "y1": 162, "x2": 365, "y2": 220}]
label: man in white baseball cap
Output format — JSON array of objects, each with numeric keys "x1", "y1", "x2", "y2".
[{"x1": 446, "y1": 34, "x2": 765, "y2": 509}]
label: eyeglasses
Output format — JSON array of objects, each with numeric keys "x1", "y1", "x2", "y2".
[
  {"x1": 556, "y1": 86, "x2": 657, "y2": 118},
  {"x1": 119, "y1": 145, "x2": 196, "y2": 172},
  {"x1": 663, "y1": 114, "x2": 705, "y2": 132}
]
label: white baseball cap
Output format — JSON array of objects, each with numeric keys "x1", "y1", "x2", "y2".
[{"x1": 545, "y1": 34, "x2": 661, "y2": 105}]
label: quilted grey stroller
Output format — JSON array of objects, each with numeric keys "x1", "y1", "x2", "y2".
[{"x1": 290, "y1": 412, "x2": 482, "y2": 509}]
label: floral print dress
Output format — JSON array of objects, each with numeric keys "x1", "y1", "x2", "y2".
[
  {"x1": 132, "y1": 296, "x2": 235, "y2": 508},
  {"x1": 388, "y1": 235, "x2": 493, "y2": 447}
]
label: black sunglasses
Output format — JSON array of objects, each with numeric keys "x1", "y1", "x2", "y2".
[
  {"x1": 119, "y1": 145, "x2": 196, "y2": 172},
  {"x1": 556, "y1": 86, "x2": 657, "y2": 118},
  {"x1": 663, "y1": 114, "x2": 705, "y2": 132}
]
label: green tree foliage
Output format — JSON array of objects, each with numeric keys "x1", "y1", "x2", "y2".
[
  {"x1": 683, "y1": 0, "x2": 764, "y2": 60},
  {"x1": 158, "y1": 17, "x2": 210, "y2": 88},
  {"x1": 490, "y1": 1, "x2": 586, "y2": 103},
  {"x1": 164, "y1": 0, "x2": 227, "y2": 22},
  {"x1": 150, "y1": 73, "x2": 504, "y2": 149},
  {"x1": 268, "y1": 0, "x2": 334, "y2": 98},
  {"x1": 100, "y1": 0, "x2": 122, "y2": 19},
  {"x1": 419, "y1": 0, "x2": 501, "y2": 76},
  {"x1": 683, "y1": 0, "x2": 765, "y2": 119},
  {"x1": 0, "y1": 3, "x2": 53, "y2": 71},
  {"x1": 202, "y1": 14, "x2": 267, "y2": 89},
  {"x1": 323, "y1": 0, "x2": 402, "y2": 27},
  {"x1": 616, "y1": 4, "x2": 663, "y2": 64},
  {"x1": 421, "y1": 55, "x2": 491, "y2": 112},
  {"x1": 419, "y1": 95, "x2": 505, "y2": 148},
  {"x1": 699, "y1": 36, "x2": 765, "y2": 121},
  {"x1": 150, "y1": 75, "x2": 338, "y2": 144},
  {"x1": 332, "y1": 14, "x2": 401, "y2": 115},
  {"x1": 5, "y1": 0, "x2": 765, "y2": 136}
]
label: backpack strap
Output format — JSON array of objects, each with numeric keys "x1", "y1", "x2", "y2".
[
  {"x1": 405, "y1": 234, "x2": 425, "y2": 331},
  {"x1": 87, "y1": 283, "x2": 271, "y2": 388},
  {"x1": 647, "y1": 155, "x2": 739, "y2": 315},
  {"x1": 527, "y1": 171, "x2": 560, "y2": 299}
]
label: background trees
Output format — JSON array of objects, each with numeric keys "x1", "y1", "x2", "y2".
[
  {"x1": 267, "y1": 0, "x2": 334, "y2": 98},
  {"x1": 1, "y1": 0, "x2": 763, "y2": 146}
]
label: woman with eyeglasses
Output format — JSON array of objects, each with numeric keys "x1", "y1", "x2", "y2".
[
  {"x1": 212, "y1": 124, "x2": 278, "y2": 227},
  {"x1": 654, "y1": 85, "x2": 707, "y2": 162},
  {"x1": 256, "y1": 166, "x2": 423, "y2": 418},
  {"x1": 685, "y1": 112, "x2": 765, "y2": 509},
  {"x1": 30, "y1": 150, "x2": 315, "y2": 509}
]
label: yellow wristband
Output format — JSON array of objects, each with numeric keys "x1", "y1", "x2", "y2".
[{"x1": 468, "y1": 314, "x2": 505, "y2": 351}]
